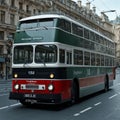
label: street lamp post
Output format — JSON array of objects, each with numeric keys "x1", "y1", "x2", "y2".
[
  {"x1": 101, "y1": 10, "x2": 116, "y2": 22},
  {"x1": 101, "y1": 10, "x2": 116, "y2": 14}
]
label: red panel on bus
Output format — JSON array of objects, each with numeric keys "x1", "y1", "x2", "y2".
[{"x1": 12, "y1": 79, "x2": 72, "y2": 100}]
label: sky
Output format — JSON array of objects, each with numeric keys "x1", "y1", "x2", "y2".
[{"x1": 73, "y1": 0, "x2": 119, "y2": 20}]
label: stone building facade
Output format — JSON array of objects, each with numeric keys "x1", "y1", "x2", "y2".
[
  {"x1": 0, "y1": 0, "x2": 116, "y2": 79},
  {"x1": 114, "y1": 24, "x2": 120, "y2": 66},
  {"x1": 0, "y1": 0, "x2": 43, "y2": 79}
]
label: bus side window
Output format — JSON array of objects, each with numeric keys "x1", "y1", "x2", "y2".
[
  {"x1": 96, "y1": 54, "x2": 100, "y2": 66},
  {"x1": 84, "y1": 51, "x2": 90, "y2": 65},
  {"x1": 91, "y1": 53, "x2": 95, "y2": 66},
  {"x1": 74, "y1": 49, "x2": 83, "y2": 65},
  {"x1": 59, "y1": 49, "x2": 65, "y2": 63},
  {"x1": 67, "y1": 51, "x2": 72, "y2": 64},
  {"x1": 58, "y1": 19, "x2": 71, "y2": 32},
  {"x1": 101, "y1": 55, "x2": 104, "y2": 66}
]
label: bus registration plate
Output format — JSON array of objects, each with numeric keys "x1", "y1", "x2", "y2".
[{"x1": 24, "y1": 94, "x2": 36, "y2": 98}]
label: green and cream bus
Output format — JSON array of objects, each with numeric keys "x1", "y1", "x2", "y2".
[{"x1": 9, "y1": 14, "x2": 116, "y2": 105}]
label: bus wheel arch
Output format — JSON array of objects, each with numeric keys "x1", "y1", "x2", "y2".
[
  {"x1": 20, "y1": 100, "x2": 30, "y2": 106},
  {"x1": 71, "y1": 78, "x2": 79, "y2": 103},
  {"x1": 104, "y1": 74, "x2": 109, "y2": 92}
]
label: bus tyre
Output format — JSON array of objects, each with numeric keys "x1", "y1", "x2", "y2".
[
  {"x1": 71, "y1": 81, "x2": 79, "y2": 104},
  {"x1": 104, "y1": 74, "x2": 109, "y2": 92}
]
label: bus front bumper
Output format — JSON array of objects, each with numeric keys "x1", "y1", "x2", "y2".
[{"x1": 9, "y1": 92, "x2": 62, "y2": 104}]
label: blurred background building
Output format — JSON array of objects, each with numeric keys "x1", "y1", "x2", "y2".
[
  {"x1": 0, "y1": 0, "x2": 119, "y2": 79},
  {"x1": 0, "y1": 0, "x2": 43, "y2": 79}
]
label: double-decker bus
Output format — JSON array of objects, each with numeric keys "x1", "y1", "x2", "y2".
[{"x1": 9, "y1": 14, "x2": 116, "y2": 105}]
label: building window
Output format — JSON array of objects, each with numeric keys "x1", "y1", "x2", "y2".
[
  {"x1": 11, "y1": 0, "x2": 15, "y2": 7},
  {"x1": 26, "y1": 5, "x2": 29, "y2": 12},
  {"x1": 8, "y1": 33, "x2": 14, "y2": 40},
  {"x1": 0, "y1": 31, "x2": 4, "y2": 40},
  {"x1": 19, "y1": 2, "x2": 23, "y2": 10},
  {"x1": 19, "y1": 16, "x2": 22, "y2": 20},
  {"x1": 0, "y1": 0, "x2": 6, "y2": 4},
  {"x1": 0, "y1": 45, "x2": 3, "y2": 54},
  {"x1": 33, "y1": 9, "x2": 36, "y2": 15},
  {"x1": 0, "y1": 10, "x2": 5, "y2": 23},
  {"x1": 10, "y1": 14, "x2": 15, "y2": 25},
  {"x1": 38, "y1": 10, "x2": 41, "y2": 14}
]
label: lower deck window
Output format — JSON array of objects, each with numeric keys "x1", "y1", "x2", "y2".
[
  {"x1": 35, "y1": 45, "x2": 57, "y2": 63},
  {"x1": 74, "y1": 50, "x2": 83, "y2": 65},
  {"x1": 59, "y1": 49, "x2": 65, "y2": 63},
  {"x1": 84, "y1": 51, "x2": 90, "y2": 65},
  {"x1": 67, "y1": 51, "x2": 72, "y2": 64}
]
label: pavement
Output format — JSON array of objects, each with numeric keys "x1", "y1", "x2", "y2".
[
  {"x1": 0, "y1": 78, "x2": 12, "y2": 94},
  {"x1": 0, "y1": 78, "x2": 12, "y2": 84}
]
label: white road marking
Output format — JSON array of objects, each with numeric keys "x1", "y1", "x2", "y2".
[
  {"x1": 0, "y1": 106, "x2": 9, "y2": 110},
  {"x1": 0, "y1": 103, "x2": 21, "y2": 110},
  {"x1": 73, "y1": 107, "x2": 92, "y2": 117},
  {"x1": 9, "y1": 103, "x2": 21, "y2": 107},
  {"x1": 94, "y1": 102, "x2": 102, "y2": 106},
  {"x1": 109, "y1": 94, "x2": 118, "y2": 99},
  {"x1": 80, "y1": 107, "x2": 92, "y2": 114},
  {"x1": 73, "y1": 81, "x2": 120, "y2": 117},
  {"x1": 73, "y1": 113, "x2": 80, "y2": 116}
]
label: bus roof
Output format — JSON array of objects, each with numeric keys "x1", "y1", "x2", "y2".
[
  {"x1": 19, "y1": 14, "x2": 70, "y2": 22},
  {"x1": 19, "y1": 14, "x2": 114, "y2": 42}
]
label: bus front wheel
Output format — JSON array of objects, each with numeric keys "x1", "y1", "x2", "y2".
[{"x1": 20, "y1": 100, "x2": 31, "y2": 106}]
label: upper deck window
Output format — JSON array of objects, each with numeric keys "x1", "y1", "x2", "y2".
[
  {"x1": 18, "y1": 18, "x2": 54, "y2": 30},
  {"x1": 72, "y1": 23, "x2": 83, "y2": 37},
  {"x1": 57, "y1": 19, "x2": 71, "y2": 32}
]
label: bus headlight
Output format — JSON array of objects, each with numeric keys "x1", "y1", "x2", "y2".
[
  {"x1": 48, "y1": 84, "x2": 54, "y2": 91},
  {"x1": 14, "y1": 74, "x2": 18, "y2": 78},
  {"x1": 14, "y1": 84, "x2": 19, "y2": 90},
  {"x1": 50, "y1": 73, "x2": 54, "y2": 79}
]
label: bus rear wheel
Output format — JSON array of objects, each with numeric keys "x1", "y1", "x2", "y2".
[
  {"x1": 104, "y1": 74, "x2": 109, "y2": 92},
  {"x1": 71, "y1": 80, "x2": 79, "y2": 104}
]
